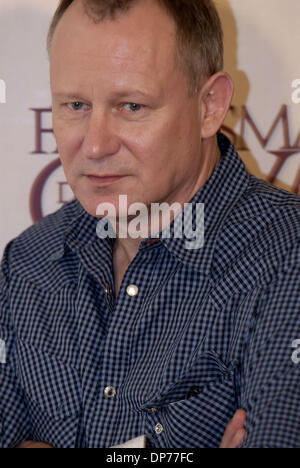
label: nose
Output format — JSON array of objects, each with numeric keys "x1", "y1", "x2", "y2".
[{"x1": 82, "y1": 109, "x2": 121, "y2": 161}]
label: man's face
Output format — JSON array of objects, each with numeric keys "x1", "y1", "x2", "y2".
[{"x1": 50, "y1": 0, "x2": 205, "y2": 218}]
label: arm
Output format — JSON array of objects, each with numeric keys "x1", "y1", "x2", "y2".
[
  {"x1": 0, "y1": 242, "x2": 32, "y2": 447},
  {"x1": 17, "y1": 412, "x2": 245, "y2": 448},
  {"x1": 239, "y1": 240, "x2": 300, "y2": 447}
]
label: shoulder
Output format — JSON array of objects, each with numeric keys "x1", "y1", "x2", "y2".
[
  {"x1": 237, "y1": 174, "x2": 300, "y2": 239},
  {"x1": 214, "y1": 175, "x2": 300, "y2": 283},
  {"x1": 227, "y1": 173, "x2": 300, "y2": 238},
  {"x1": 245, "y1": 174, "x2": 300, "y2": 209}
]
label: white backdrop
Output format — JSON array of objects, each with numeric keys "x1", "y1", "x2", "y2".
[{"x1": 0, "y1": 0, "x2": 300, "y2": 257}]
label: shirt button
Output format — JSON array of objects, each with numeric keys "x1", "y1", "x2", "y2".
[
  {"x1": 155, "y1": 423, "x2": 164, "y2": 435},
  {"x1": 148, "y1": 408, "x2": 158, "y2": 414},
  {"x1": 105, "y1": 285, "x2": 112, "y2": 296},
  {"x1": 188, "y1": 386, "x2": 201, "y2": 398},
  {"x1": 104, "y1": 386, "x2": 117, "y2": 398},
  {"x1": 126, "y1": 284, "x2": 139, "y2": 297}
]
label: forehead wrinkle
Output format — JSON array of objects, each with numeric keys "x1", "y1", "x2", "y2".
[
  {"x1": 54, "y1": 46, "x2": 174, "y2": 94},
  {"x1": 76, "y1": 39, "x2": 165, "y2": 67}
]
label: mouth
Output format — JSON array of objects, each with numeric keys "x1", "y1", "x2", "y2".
[{"x1": 86, "y1": 174, "x2": 127, "y2": 186}]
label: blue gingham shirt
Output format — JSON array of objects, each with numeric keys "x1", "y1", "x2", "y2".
[{"x1": 1, "y1": 134, "x2": 300, "y2": 448}]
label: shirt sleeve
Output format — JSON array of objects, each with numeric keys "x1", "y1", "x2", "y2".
[
  {"x1": 240, "y1": 239, "x2": 300, "y2": 448},
  {"x1": 0, "y1": 241, "x2": 32, "y2": 448}
]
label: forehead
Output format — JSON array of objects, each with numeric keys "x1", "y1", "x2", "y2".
[{"x1": 50, "y1": 0, "x2": 180, "y2": 95}]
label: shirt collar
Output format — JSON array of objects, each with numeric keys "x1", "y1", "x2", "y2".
[
  {"x1": 51, "y1": 134, "x2": 250, "y2": 276},
  {"x1": 153, "y1": 133, "x2": 250, "y2": 275},
  {"x1": 49, "y1": 198, "x2": 100, "y2": 261}
]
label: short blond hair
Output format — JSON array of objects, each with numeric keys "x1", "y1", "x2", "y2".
[{"x1": 47, "y1": 0, "x2": 224, "y2": 95}]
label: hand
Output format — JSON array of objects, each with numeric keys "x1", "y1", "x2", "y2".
[
  {"x1": 219, "y1": 409, "x2": 247, "y2": 448},
  {"x1": 17, "y1": 440, "x2": 54, "y2": 448}
]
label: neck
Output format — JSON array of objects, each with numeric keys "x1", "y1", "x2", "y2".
[{"x1": 113, "y1": 135, "x2": 221, "y2": 264}]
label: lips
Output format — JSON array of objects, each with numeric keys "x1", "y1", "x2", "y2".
[
  {"x1": 86, "y1": 174, "x2": 127, "y2": 186},
  {"x1": 88, "y1": 174, "x2": 124, "y2": 178}
]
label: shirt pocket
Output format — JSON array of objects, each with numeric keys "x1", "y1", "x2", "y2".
[
  {"x1": 141, "y1": 350, "x2": 239, "y2": 448},
  {"x1": 17, "y1": 340, "x2": 84, "y2": 448}
]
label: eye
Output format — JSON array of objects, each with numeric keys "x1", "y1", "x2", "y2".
[
  {"x1": 123, "y1": 103, "x2": 144, "y2": 113},
  {"x1": 67, "y1": 102, "x2": 88, "y2": 111}
]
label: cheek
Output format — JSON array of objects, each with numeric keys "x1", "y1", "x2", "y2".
[
  {"x1": 144, "y1": 121, "x2": 198, "y2": 195},
  {"x1": 138, "y1": 122, "x2": 184, "y2": 178},
  {"x1": 128, "y1": 120, "x2": 175, "y2": 167},
  {"x1": 127, "y1": 134, "x2": 179, "y2": 199}
]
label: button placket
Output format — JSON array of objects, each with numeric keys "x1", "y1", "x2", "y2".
[
  {"x1": 104, "y1": 284, "x2": 115, "y2": 312},
  {"x1": 98, "y1": 256, "x2": 146, "y2": 433},
  {"x1": 145, "y1": 407, "x2": 167, "y2": 443}
]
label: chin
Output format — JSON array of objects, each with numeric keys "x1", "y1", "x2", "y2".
[{"x1": 74, "y1": 191, "x2": 118, "y2": 219}]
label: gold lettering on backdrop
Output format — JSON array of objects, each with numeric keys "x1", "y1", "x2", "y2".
[
  {"x1": 222, "y1": 104, "x2": 300, "y2": 192},
  {"x1": 58, "y1": 182, "x2": 72, "y2": 205},
  {"x1": 30, "y1": 108, "x2": 58, "y2": 154}
]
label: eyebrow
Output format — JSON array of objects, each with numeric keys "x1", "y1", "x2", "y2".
[
  {"x1": 53, "y1": 89, "x2": 152, "y2": 99},
  {"x1": 52, "y1": 88, "x2": 158, "y2": 100}
]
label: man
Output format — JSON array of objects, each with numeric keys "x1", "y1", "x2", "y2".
[{"x1": 1, "y1": 0, "x2": 299, "y2": 448}]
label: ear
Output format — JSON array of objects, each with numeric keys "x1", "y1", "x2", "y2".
[{"x1": 199, "y1": 72, "x2": 234, "y2": 139}]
